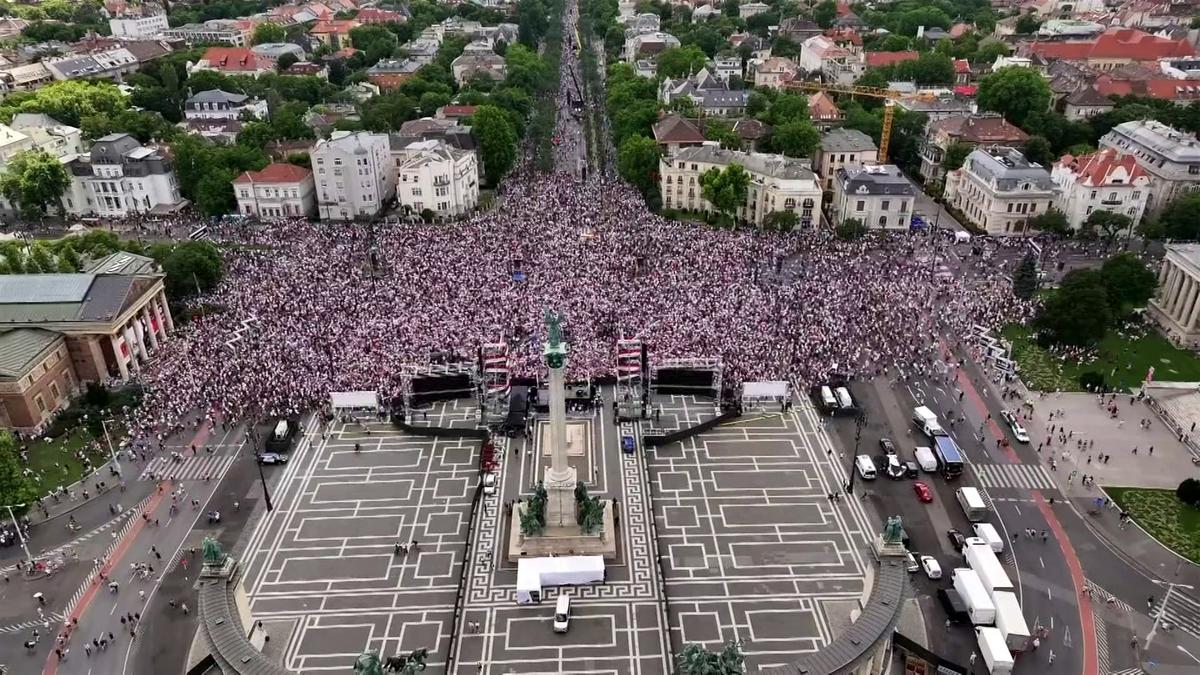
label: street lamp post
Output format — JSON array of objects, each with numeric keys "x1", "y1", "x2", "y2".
[
  {"x1": 847, "y1": 409, "x2": 867, "y2": 495},
  {"x1": 248, "y1": 422, "x2": 274, "y2": 513},
  {"x1": 1146, "y1": 580, "x2": 1194, "y2": 650},
  {"x1": 101, "y1": 419, "x2": 122, "y2": 478},
  {"x1": 4, "y1": 505, "x2": 32, "y2": 564}
]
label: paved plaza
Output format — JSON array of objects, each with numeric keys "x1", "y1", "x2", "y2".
[
  {"x1": 240, "y1": 412, "x2": 480, "y2": 672},
  {"x1": 647, "y1": 395, "x2": 876, "y2": 671}
]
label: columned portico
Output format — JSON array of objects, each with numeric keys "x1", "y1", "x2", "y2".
[{"x1": 1150, "y1": 244, "x2": 1200, "y2": 347}]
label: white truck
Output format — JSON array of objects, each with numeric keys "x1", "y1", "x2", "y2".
[
  {"x1": 912, "y1": 406, "x2": 945, "y2": 437},
  {"x1": 976, "y1": 626, "x2": 1015, "y2": 674},
  {"x1": 516, "y1": 556, "x2": 605, "y2": 604},
  {"x1": 963, "y1": 538, "x2": 1015, "y2": 599},
  {"x1": 914, "y1": 446, "x2": 938, "y2": 472},
  {"x1": 992, "y1": 591, "x2": 1031, "y2": 651},
  {"x1": 952, "y1": 568, "x2": 996, "y2": 625}
]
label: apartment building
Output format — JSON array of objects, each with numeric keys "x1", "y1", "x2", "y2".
[
  {"x1": 234, "y1": 163, "x2": 316, "y2": 218},
  {"x1": 312, "y1": 131, "x2": 396, "y2": 221},
  {"x1": 944, "y1": 147, "x2": 1057, "y2": 236},
  {"x1": 812, "y1": 128, "x2": 878, "y2": 193},
  {"x1": 61, "y1": 134, "x2": 185, "y2": 218},
  {"x1": 1099, "y1": 120, "x2": 1200, "y2": 216},
  {"x1": 830, "y1": 164, "x2": 918, "y2": 231},
  {"x1": 1050, "y1": 148, "x2": 1150, "y2": 232},
  {"x1": 392, "y1": 140, "x2": 479, "y2": 217}
]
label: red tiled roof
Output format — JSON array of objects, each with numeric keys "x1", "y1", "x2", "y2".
[
  {"x1": 807, "y1": 91, "x2": 842, "y2": 120},
  {"x1": 1028, "y1": 28, "x2": 1194, "y2": 62},
  {"x1": 953, "y1": 85, "x2": 977, "y2": 96},
  {"x1": 234, "y1": 163, "x2": 312, "y2": 184},
  {"x1": 1096, "y1": 75, "x2": 1200, "y2": 102},
  {"x1": 954, "y1": 58, "x2": 971, "y2": 74},
  {"x1": 1055, "y1": 148, "x2": 1147, "y2": 186},
  {"x1": 201, "y1": 47, "x2": 270, "y2": 72},
  {"x1": 931, "y1": 113, "x2": 1028, "y2": 143},
  {"x1": 652, "y1": 114, "x2": 704, "y2": 144},
  {"x1": 440, "y1": 105, "x2": 477, "y2": 117},
  {"x1": 310, "y1": 19, "x2": 360, "y2": 35},
  {"x1": 864, "y1": 51, "x2": 918, "y2": 68},
  {"x1": 356, "y1": 8, "x2": 404, "y2": 23}
]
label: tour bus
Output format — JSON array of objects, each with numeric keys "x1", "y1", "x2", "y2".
[{"x1": 956, "y1": 487, "x2": 989, "y2": 522}]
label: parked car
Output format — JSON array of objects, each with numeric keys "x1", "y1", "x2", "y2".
[
  {"x1": 1000, "y1": 410, "x2": 1030, "y2": 443},
  {"x1": 946, "y1": 528, "x2": 967, "y2": 551},
  {"x1": 904, "y1": 550, "x2": 920, "y2": 573},
  {"x1": 257, "y1": 452, "x2": 288, "y2": 465},
  {"x1": 937, "y1": 588, "x2": 970, "y2": 624},
  {"x1": 920, "y1": 555, "x2": 943, "y2": 579},
  {"x1": 482, "y1": 472, "x2": 497, "y2": 495},
  {"x1": 879, "y1": 438, "x2": 898, "y2": 455},
  {"x1": 913, "y1": 481, "x2": 933, "y2": 503}
]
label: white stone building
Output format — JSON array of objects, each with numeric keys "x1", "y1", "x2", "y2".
[
  {"x1": 1099, "y1": 120, "x2": 1200, "y2": 217},
  {"x1": 830, "y1": 164, "x2": 918, "y2": 231},
  {"x1": 659, "y1": 144, "x2": 822, "y2": 228},
  {"x1": 944, "y1": 147, "x2": 1057, "y2": 236},
  {"x1": 233, "y1": 163, "x2": 316, "y2": 218},
  {"x1": 1150, "y1": 244, "x2": 1200, "y2": 347},
  {"x1": 184, "y1": 89, "x2": 268, "y2": 121},
  {"x1": 62, "y1": 134, "x2": 185, "y2": 217},
  {"x1": 1050, "y1": 148, "x2": 1150, "y2": 233},
  {"x1": 393, "y1": 140, "x2": 479, "y2": 217},
  {"x1": 812, "y1": 128, "x2": 878, "y2": 193},
  {"x1": 312, "y1": 131, "x2": 396, "y2": 221},
  {"x1": 108, "y1": 12, "x2": 170, "y2": 38}
]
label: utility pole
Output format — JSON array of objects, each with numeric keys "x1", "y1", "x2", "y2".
[
  {"x1": 4, "y1": 505, "x2": 32, "y2": 565},
  {"x1": 847, "y1": 409, "x2": 867, "y2": 495},
  {"x1": 248, "y1": 422, "x2": 274, "y2": 513},
  {"x1": 1146, "y1": 580, "x2": 1194, "y2": 650},
  {"x1": 101, "y1": 418, "x2": 122, "y2": 478}
]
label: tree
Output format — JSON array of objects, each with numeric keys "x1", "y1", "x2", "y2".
[
  {"x1": 943, "y1": 142, "x2": 972, "y2": 172},
  {"x1": 1035, "y1": 269, "x2": 1111, "y2": 346},
  {"x1": 656, "y1": 45, "x2": 708, "y2": 79},
  {"x1": 1154, "y1": 193, "x2": 1200, "y2": 240},
  {"x1": 1086, "y1": 210, "x2": 1133, "y2": 246},
  {"x1": 1100, "y1": 252, "x2": 1155, "y2": 310},
  {"x1": 977, "y1": 67, "x2": 1052, "y2": 127},
  {"x1": 0, "y1": 432, "x2": 36, "y2": 514},
  {"x1": 0, "y1": 80, "x2": 128, "y2": 128},
  {"x1": 1030, "y1": 208, "x2": 1070, "y2": 236},
  {"x1": 617, "y1": 135, "x2": 661, "y2": 196},
  {"x1": 837, "y1": 218, "x2": 867, "y2": 241},
  {"x1": 472, "y1": 105, "x2": 518, "y2": 184},
  {"x1": 251, "y1": 22, "x2": 286, "y2": 45},
  {"x1": 0, "y1": 150, "x2": 71, "y2": 219},
  {"x1": 699, "y1": 164, "x2": 749, "y2": 222},
  {"x1": 762, "y1": 210, "x2": 799, "y2": 232},
  {"x1": 703, "y1": 120, "x2": 741, "y2": 150},
  {"x1": 676, "y1": 641, "x2": 745, "y2": 675},
  {"x1": 772, "y1": 119, "x2": 820, "y2": 157},
  {"x1": 504, "y1": 43, "x2": 548, "y2": 93},
  {"x1": 516, "y1": 0, "x2": 549, "y2": 47},
  {"x1": 813, "y1": 0, "x2": 837, "y2": 28},
  {"x1": 1022, "y1": 135, "x2": 1054, "y2": 168},
  {"x1": 1014, "y1": 14, "x2": 1042, "y2": 35},
  {"x1": 1177, "y1": 478, "x2": 1200, "y2": 509},
  {"x1": 766, "y1": 93, "x2": 808, "y2": 126},
  {"x1": 160, "y1": 241, "x2": 222, "y2": 300},
  {"x1": 276, "y1": 52, "x2": 300, "y2": 72},
  {"x1": 1012, "y1": 252, "x2": 1039, "y2": 300}
]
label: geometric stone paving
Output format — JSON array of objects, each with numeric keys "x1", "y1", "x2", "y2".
[
  {"x1": 241, "y1": 412, "x2": 478, "y2": 672},
  {"x1": 647, "y1": 395, "x2": 874, "y2": 671}
]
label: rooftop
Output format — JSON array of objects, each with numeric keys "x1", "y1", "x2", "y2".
[
  {"x1": 1106, "y1": 120, "x2": 1200, "y2": 162},
  {"x1": 836, "y1": 164, "x2": 917, "y2": 196},
  {"x1": 820, "y1": 128, "x2": 876, "y2": 153},
  {"x1": 672, "y1": 145, "x2": 818, "y2": 182},
  {"x1": 233, "y1": 163, "x2": 312, "y2": 184},
  {"x1": 929, "y1": 113, "x2": 1029, "y2": 144},
  {"x1": 965, "y1": 146, "x2": 1056, "y2": 191},
  {"x1": 0, "y1": 328, "x2": 63, "y2": 379}
]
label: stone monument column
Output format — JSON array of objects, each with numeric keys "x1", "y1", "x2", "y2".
[{"x1": 543, "y1": 311, "x2": 578, "y2": 528}]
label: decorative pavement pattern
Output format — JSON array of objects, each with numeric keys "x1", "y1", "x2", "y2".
[
  {"x1": 241, "y1": 415, "x2": 479, "y2": 672},
  {"x1": 453, "y1": 392, "x2": 672, "y2": 674},
  {"x1": 646, "y1": 395, "x2": 875, "y2": 671}
]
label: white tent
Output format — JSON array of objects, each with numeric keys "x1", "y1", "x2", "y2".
[
  {"x1": 330, "y1": 390, "x2": 379, "y2": 411},
  {"x1": 742, "y1": 380, "x2": 790, "y2": 408}
]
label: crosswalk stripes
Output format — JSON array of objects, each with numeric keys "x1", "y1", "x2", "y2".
[
  {"x1": 972, "y1": 463, "x2": 1058, "y2": 490},
  {"x1": 137, "y1": 454, "x2": 235, "y2": 482},
  {"x1": 1159, "y1": 586, "x2": 1200, "y2": 640},
  {"x1": 1109, "y1": 669, "x2": 1147, "y2": 675},
  {"x1": 1085, "y1": 578, "x2": 1134, "y2": 613},
  {"x1": 1095, "y1": 615, "x2": 1110, "y2": 675}
]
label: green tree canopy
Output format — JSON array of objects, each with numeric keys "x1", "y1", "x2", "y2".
[
  {"x1": 1151, "y1": 193, "x2": 1200, "y2": 240},
  {"x1": 772, "y1": 120, "x2": 820, "y2": 158},
  {"x1": 943, "y1": 142, "x2": 972, "y2": 172},
  {"x1": 703, "y1": 120, "x2": 741, "y2": 150},
  {"x1": 158, "y1": 241, "x2": 223, "y2": 300},
  {"x1": 1012, "y1": 252, "x2": 1039, "y2": 300},
  {"x1": 676, "y1": 641, "x2": 745, "y2": 675},
  {"x1": 763, "y1": 210, "x2": 799, "y2": 232},
  {"x1": 977, "y1": 67, "x2": 1052, "y2": 128},
  {"x1": 1035, "y1": 268, "x2": 1111, "y2": 346},
  {"x1": 0, "y1": 80, "x2": 128, "y2": 128},
  {"x1": 0, "y1": 432, "x2": 37, "y2": 513},
  {"x1": 656, "y1": 45, "x2": 709, "y2": 79},
  {"x1": 1030, "y1": 208, "x2": 1070, "y2": 236},
  {"x1": 700, "y1": 164, "x2": 750, "y2": 221},
  {"x1": 1085, "y1": 209, "x2": 1133, "y2": 245},
  {"x1": 472, "y1": 105, "x2": 518, "y2": 184},
  {"x1": 1100, "y1": 252, "x2": 1155, "y2": 310},
  {"x1": 0, "y1": 149, "x2": 71, "y2": 219},
  {"x1": 504, "y1": 43, "x2": 549, "y2": 93},
  {"x1": 617, "y1": 135, "x2": 661, "y2": 197},
  {"x1": 251, "y1": 22, "x2": 286, "y2": 45},
  {"x1": 349, "y1": 25, "x2": 400, "y2": 65}
]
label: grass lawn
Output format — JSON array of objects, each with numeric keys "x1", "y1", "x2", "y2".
[
  {"x1": 22, "y1": 427, "x2": 111, "y2": 497},
  {"x1": 1002, "y1": 324, "x2": 1200, "y2": 392},
  {"x1": 1106, "y1": 486, "x2": 1200, "y2": 565}
]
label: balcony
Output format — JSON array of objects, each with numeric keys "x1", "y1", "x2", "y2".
[
  {"x1": 433, "y1": 177, "x2": 450, "y2": 186},
  {"x1": 1100, "y1": 199, "x2": 1122, "y2": 206}
]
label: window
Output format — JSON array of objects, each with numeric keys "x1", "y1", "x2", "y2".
[
  {"x1": 1133, "y1": 190, "x2": 1141, "y2": 199},
  {"x1": 878, "y1": 216, "x2": 886, "y2": 226},
  {"x1": 34, "y1": 394, "x2": 45, "y2": 413},
  {"x1": 881, "y1": 200, "x2": 890, "y2": 211},
  {"x1": 1108, "y1": 192, "x2": 1117, "y2": 202},
  {"x1": 412, "y1": 188, "x2": 422, "y2": 196},
  {"x1": 1191, "y1": 165, "x2": 1199, "y2": 175},
  {"x1": 784, "y1": 198, "x2": 795, "y2": 209},
  {"x1": 1090, "y1": 190, "x2": 1097, "y2": 199},
  {"x1": 899, "y1": 201, "x2": 908, "y2": 212},
  {"x1": 50, "y1": 382, "x2": 60, "y2": 400},
  {"x1": 1007, "y1": 203, "x2": 1014, "y2": 213},
  {"x1": 855, "y1": 200, "x2": 865, "y2": 211}
]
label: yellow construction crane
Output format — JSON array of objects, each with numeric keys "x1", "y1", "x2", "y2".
[{"x1": 786, "y1": 81, "x2": 935, "y2": 163}]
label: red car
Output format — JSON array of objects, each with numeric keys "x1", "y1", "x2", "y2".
[{"x1": 913, "y1": 481, "x2": 933, "y2": 503}]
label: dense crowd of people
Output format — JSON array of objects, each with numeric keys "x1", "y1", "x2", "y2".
[{"x1": 124, "y1": 0, "x2": 1035, "y2": 433}]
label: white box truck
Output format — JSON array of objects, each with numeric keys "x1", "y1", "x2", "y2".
[
  {"x1": 992, "y1": 591, "x2": 1031, "y2": 651},
  {"x1": 912, "y1": 406, "x2": 944, "y2": 437},
  {"x1": 976, "y1": 626, "x2": 1014, "y2": 674},
  {"x1": 914, "y1": 446, "x2": 938, "y2": 472},
  {"x1": 952, "y1": 568, "x2": 996, "y2": 625},
  {"x1": 964, "y1": 538, "x2": 1014, "y2": 598},
  {"x1": 973, "y1": 523, "x2": 1004, "y2": 553},
  {"x1": 516, "y1": 556, "x2": 605, "y2": 604}
]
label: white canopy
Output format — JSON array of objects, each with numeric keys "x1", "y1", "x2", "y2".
[
  {"x1": 330, "y1": 390, "x2": 379, "y2": 411},
  {"x1": 742, "y1": 381, "x2": 789, "y2": 401}
]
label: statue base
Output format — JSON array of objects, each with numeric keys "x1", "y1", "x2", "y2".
[
  {"x1": 870, "y1": 534, "x2": 908, "y2": 561},
  {"x1": 507, "y1": 501, "x2": 617, "y2": 562}
]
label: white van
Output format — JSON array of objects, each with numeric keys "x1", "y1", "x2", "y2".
[
  {"x1": 914, "y1": 446, "x2": 938, "y2": 472},
  {"x1": 956, "y1": 487, "x2": 989, "y2": 522},
  {"x1": 834, "y1": 387, "x2": 854, "y2": 410},
  {"x1": 973, "y1": 523, "x2": 1004, "y2": 553},
  {"x1": 855, "y1": 455, "x2": 877, "y2": 480},
  {"x1": 553, "y1": 594, "x2": 571, "y2": 633},
  {"x1": 819, "y1": 386, "x2": 837, "y2": 410}
]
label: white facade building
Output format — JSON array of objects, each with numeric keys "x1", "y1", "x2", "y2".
[
  {"x1": 944, "y1": 147, "x2": 1057, "y2": 236},
  {"x1": 1050, "y1": 148, "x2": 1150, "y2": 232},
  {"x1": 62, "y1": 134, "x2": 184, "y2": 217},
  {"x1": 659, "y1": 144, "x2": 822, "y2": 228},
  {"x1": 1099, "y1": 120, "x2": 1200, "y2": 216},
  {"x1": 312, "y1": 131, "x2": 396, "y2": 221},
  {"x1": 184, "y1": 90, "x2": 268, "y2": 121},
  {"x1": 108, "y1": 13, "x2": 170, "y2": 38},
  {"x1": 234, "y1": 163, "x2": 316, "y2": 218},
  {"x1": 830, "y1": 164, "x2": 918, "y2": 231},
  {"x1": 1150, "y1": 244, "x2": 1200, "y2": 347},
  {"x1": 393, "y1": 140, "x2": 479, "y2": 217}
]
